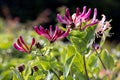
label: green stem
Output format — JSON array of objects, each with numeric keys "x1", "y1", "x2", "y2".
[
  {"x1": 95, "y1": 50, "x2": 107, "y2": 70},
  {"x1": 95, "y1": 50, "x2": 111, "y2": 79},
  {"x1": 49, "y1": 51, "x2": 60, "y2": 80},
  {"x1": 83, "y1": 56, "x2": 90, "y2": 80},
  {"x1": 50, "y1": 69, "x2": 60, "y2": 80}
]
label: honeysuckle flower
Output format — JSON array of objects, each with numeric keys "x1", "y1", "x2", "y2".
[
  {"x1": 13, "y1": 36, "x2": 35, "y2": 53},
  {"x1": 95, "y1": 14, "x2": 111, "y2": 36},
  {"x1": 34, "y1": 25, "x2": 70, "y2": 43},
  {"x1": 57, "y1": 6, "x2": 98, "y2": 30}
]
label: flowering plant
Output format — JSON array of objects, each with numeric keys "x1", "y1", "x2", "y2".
[{"x1": 12, "y1": 6, "x2": 114, "y2": 80}]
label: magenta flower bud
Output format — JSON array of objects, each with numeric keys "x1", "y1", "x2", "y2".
[
  {"x1": 76, "y1": 7, "x2": 80, "y2": 17},
  {"x1": 80, "y1": 6, "x2": 87, "y2": 17},
  {"x1": 92, "y1": 44, "x2": 100, "y2": 50},
  {"x1": 66, "y1": 8, "x2": 72, "y2": 21},
  {"x1": 34, "y1": 25, "x2": 70, "y2": 43},
  {"x1": 83, "y1": 8, "x2": 91, "y2": 19},
  {"x1": 13, "y1": 36, "x2": 35, "y2": 53},
  {"x1": 92, "y1": 8, "x2": 98, "y2": 23}
]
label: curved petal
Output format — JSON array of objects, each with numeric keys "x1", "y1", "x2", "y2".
[
  {"x1": 84, "y1": 21, "x2": 98, "y2": 29},
  {"x1": 76, "y1": 7, "x2": 80, "y2": 17},
  {"x1": 52, "y1": 26, "x2": 59, "y2": 39},
  {"x1": 83, "y1": 8, "x2": 91, "y2": 19},
  {"x1": 63, "y1": 15, "x2": 71, "y2": 24},
  {"x1": 38, "y1": 26, "x2": 51, "y2": 40},
  {"x1": 19, "y1": 36, "x2": 29, "y2": 50},
  {"x1": 39, "y1": 26, "x2": 44, "y2": 31},
  {"x1": 92, "y1": 8, "x2": 98, "y2": 23},
  {"x1": 13, "y1": 43, "x2": 24, "y2": 52},
  {"x1": 58, "y1": 28, "x2": 70, "y2": 39},
  {"x1": 52, "y1": 28, "x2": 64, "y2": 42},
  {"x1": 34, "y1": 26, "x2": 42, "y2": 35},
  {"x1": 66, "y1": 8, "x2": 72, "y2": 21},
  {"x1": 57, "y1": 14, "x2": 68, "y2": 24},
  {"x1": 30, "y1": 38, "x2": 35, "y2": 50},
  {"x1": 17, "y1": 38, "x2": 28, "y2": 52},
  {"x1": 101, "y1": 14, "x2": 106, "y2": 24},
  {"x1": 80, "y1": 6, "x2": 86, "y2": 17},
  {"x1": 49, "y1": 25, "x2": 53, "y2": 37}
]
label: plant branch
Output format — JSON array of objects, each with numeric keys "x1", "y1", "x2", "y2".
[
  {"x1": 83, "y1": 56, "x2": 90, "y2": 80},
  {"x1": 95, "y1": 50, "x2": 107, "y2": 70}
]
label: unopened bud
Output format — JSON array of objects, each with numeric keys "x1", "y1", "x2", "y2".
[
  {"x1": 35, "y1": 42, "x2": 43, "y2": 49},
  {"x1": 92, "y1": 44, "x2": 100, "y2": 50},
  {"x1": 33, "y1": 66, "x2": 39, "y2": 72},
  {"x1": 17, "y1": 64, "x2": 25, "y2": 72}
]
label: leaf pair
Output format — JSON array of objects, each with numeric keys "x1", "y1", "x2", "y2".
[{"x1": 68, "y1": 25, "x2": 97, "y2": 55}]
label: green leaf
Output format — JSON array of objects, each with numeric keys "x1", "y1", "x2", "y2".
[
  {"x1": 40, "y1": 61, "x2": 50, "y2": 70},
  {"x1": 71, "y1": 37, "x2": 90, "y2": 55},
  {"x1": 74, "y1": 72, "x2": 86, "y2": 80},
  {"x1": 67, "y1": 45, "x2": 76, "y2": 58},
  {"x1": 28, "y1": 76, "x2": 35, "y2": 80},
  {"x1": 23, "y1": 62, "x2": 32, "y2": 80},
  {"x1": 35, "y1": 75, "x2": 45, "y2": 80},
  {"x1": 11, "y1": 67, "x2": 24, "y2": 80},
  {"x1": 37, "y1": 56, "x2": 51, "y2": 70},
  {"x1": 85, "y1": 25, "x2": 97, "y2": 44},
  {"x1": 67, "y1": 30, "x2": 86, "y2": 40},
  {"x1": 64, "y1": 55, "x2": 75, "y2": 78},
  {"x1": 60, "y1": 47, "x2": 67, "y2": 64},
  {"x1": 73, "y1": 53, "x2": 84, "y2": 72},
  {"x1": 87, "y1": 53, "x2": 98, "y2": 70},
  {"x1": 100, "y1": 49, "x2": 114, "y2": 69},
  {"x1": 65, "y1": 76, "x2": 74, "y2": 80},
  {"x1": 69, "y1": 25, "x2": 97, "y2": 55},
  {"x1": 13, "y1": 73, "x2": 18, "y2": 80}
]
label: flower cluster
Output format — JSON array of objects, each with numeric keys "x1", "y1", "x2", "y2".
[
  {"x1": 57, "y1": 6, "x2": 98, "y2": 30},
  {"x1": 13, "y1": 6, "x2": 111, "y2": 54}
]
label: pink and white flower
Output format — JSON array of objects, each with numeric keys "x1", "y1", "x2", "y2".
[{"x1": 95, "y1": 14, "x2": 111, "y2": 36}]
